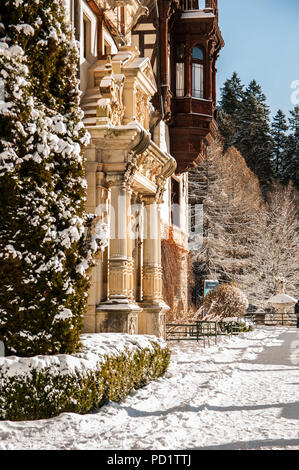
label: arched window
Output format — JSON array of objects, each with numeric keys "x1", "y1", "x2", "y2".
[
  {"x1": 175, "y1": 43, "x2": 185, "y2": 97},
  {"x1": 192, "y1": 46, "x2": 204, "y2": 98}
]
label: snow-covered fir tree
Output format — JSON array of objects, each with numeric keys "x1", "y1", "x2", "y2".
[
  {"x1": 0, "y1": 0, "x2": 102, "y2": 356},
  {"x1": 235, "y1": 80, "x2": 274, "y2": 190},
  {"x1": 271, "y1": 109, "x2": 289, "y2": 179},
  {"x1": 283, "y1": 106, "x2": 299, "y2": 190},
  {"x1": 218, "y1": 72, "x2": 244, "y2": 150},
  {"x1": 218, "y1": 76, "x2": 274, "y2": 191}
]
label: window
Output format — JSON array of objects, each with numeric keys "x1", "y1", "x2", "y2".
[
  {"x1": 181, "y1": 0, "x2": 200, "y2": 10},
  {"x1": 171, "y1": 178, "x2": 181, "y2": 227},
  {"x1": 83, "y1": 19, "x2": 88, "y2": 59},
  {"x1": 83, "y1": 15, "x2": 91, "y2": 60},
  {"x1": 192, "y1": 46, "x2": 204, "y2": 98},
  {"x1": 175, "y1": 43, "x2": 185, "y2": 97}
]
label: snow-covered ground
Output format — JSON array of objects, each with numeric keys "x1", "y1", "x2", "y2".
[{"x1": 1, "y1": 327, "x2": 299, "y2": 450}]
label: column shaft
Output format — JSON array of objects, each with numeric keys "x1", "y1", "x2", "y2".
[
  {"x1": 108, "y1": 177, "x2": 129, "y2": 300},
  {"x1": 142, "y1": 197, "x2": 163, "y2": 303}
]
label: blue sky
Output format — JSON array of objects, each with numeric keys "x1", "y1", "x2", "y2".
[{"x1": 217, "y1": 0, "x2": 299, "y2": 121}]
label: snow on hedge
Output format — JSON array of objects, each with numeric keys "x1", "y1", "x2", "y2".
[
  {"x1": 0, "y1": 334, "x2": 166, "y2": 379},
  {"x1": 0, "y1": 334, "x2": 170, "y2": 421}
]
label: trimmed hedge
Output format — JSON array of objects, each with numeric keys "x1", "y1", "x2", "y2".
[
  {"x1": 0, "y1": 334, "x2": 170, "y2": 421},
  {"x1": 219, "y1": 320, "x2": 254, "y2": 334}
]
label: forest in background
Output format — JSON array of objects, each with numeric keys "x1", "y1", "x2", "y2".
[{"x1": 188, "y1": 73, "x2": 299, "y2": 313}]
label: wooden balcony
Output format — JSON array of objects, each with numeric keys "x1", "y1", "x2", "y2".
[{"x1": 172, "y1": 96, "x2": 214, "y2": 117}]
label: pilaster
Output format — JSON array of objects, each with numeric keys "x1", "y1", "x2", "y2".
[
  {"x1": 139, "y1": 195, "x2": 169, "y2": 339},
  {"x1": 96, "y1": 173, "x2": 141, "y2": 334}
]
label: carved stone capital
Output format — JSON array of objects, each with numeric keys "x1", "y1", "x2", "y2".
[
  {"x1": 106, "y1": 173, "x2": 126, "y2": 188},
  {"x1": 141, "y1": 195, "x2": 157, "y2": 206}
]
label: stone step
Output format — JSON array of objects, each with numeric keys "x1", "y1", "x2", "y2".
[
  {"x1": 81, "y1": 94, "x2": 100, "y2": 104},
  {"x1": 81, "y1": 86, "x2": 100, "y2": 100},
  {"x1": 83, "y1": 117, "x2": 97, "y2": 126},
  {"x1": 94, "y1": 75, "x2": 104, "y2": 87},
  {"x1": 83, "y1": 86, "x2": 100, "y2": 95},
  {"x1": 81, "y1": 100, "x2": 98, "y2": 110},
  {"x1": 82, "y1": 108, "x2": 97, "y2": 116}
]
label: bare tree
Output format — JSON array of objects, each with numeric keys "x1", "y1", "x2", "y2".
[
  {"x1": 243, "y1": 184, "x2": 299, "y2": 309},
  {"x1": 189, "y1": 140, "x2": 263, "y2": 305}
]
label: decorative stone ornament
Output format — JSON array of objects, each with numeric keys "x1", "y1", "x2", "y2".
[{"x1": 81, "y1": 45, "x2": 176, "y2": 338}]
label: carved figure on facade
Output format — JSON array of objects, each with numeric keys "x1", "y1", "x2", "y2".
[
  {"x1": 128, "y1": 314, "x2": 137, "y2": 335},
  {"x1": 137, "y1": 152, "x2": 161, "y2": 182},
  {"x1": 96, "y1": 57, "x2": 125, "y2": 126},
  {"x1": 135, "y1": 88, "x2": 149, "y2": 129}
]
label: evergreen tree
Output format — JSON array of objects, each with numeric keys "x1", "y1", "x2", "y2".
[
  {"x1": 283, "y1": 106, "x2": 299, "y2": 189},
  {"x1": 218, "y1": 72, "x2": 244, "y2": 149},
  {"x1": 271, "y1": 109, "x2": 289, "y2": 179},
  {"x1": 219, "y1": 72, "x2": 244, "y2": 116},
  {"x1": 0, "y1": 0, "x2": 99, "y2": 356},
  {"x1": 235, "y1": 80, "x2": 274, "y2": 190}
]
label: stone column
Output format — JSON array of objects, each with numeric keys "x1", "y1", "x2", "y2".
[
  {"x1": 142, "y1": 196, "x2": 163, "y2": 302},
  {"x1": 139, "y1": 196, "x2": 169, "y2": 339},
  {"x1": 107, "y1": 174, "x2": 129, "y2": 300},
  {"x1": 136, "y1": 197, "x2": 144, "y2": 303},
  {"x1": 96, "y1": 174, "x2": 141, "y2": 334},
  {"x1": 127, "y1": 188, "x2": 135, "y2": 302}
]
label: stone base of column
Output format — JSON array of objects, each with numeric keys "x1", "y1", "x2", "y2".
[
  {"x1": 138, "y1": 301, "x2": 170, "y2": 339},
  {"x1": 95, "y1": 300, "x2": 141, "y2": 334}
]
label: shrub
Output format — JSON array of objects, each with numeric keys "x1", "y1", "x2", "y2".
[
  {"x1": 202, "y1": 284, "x2": 249, "y2": 320},
  {"x1": 0, "y1": 334, "x2": 170, "y2": 421},
  {"x1": 219, "y1": 319, "x2": 254, "y2": 334}
]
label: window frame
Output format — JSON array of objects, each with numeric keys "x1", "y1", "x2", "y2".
[
  {"x1": 175, "y1": 43, "x2": 185, "y2": 97},
  {"x1": 181, "y1": 0, "x2": 200, "y2": 10},
  {"x1": 83, "y1": 14, "x2": 92, "y2": 61},
  {"x1": 191, "y1": 45, "x2": 204, "y2": 99}
]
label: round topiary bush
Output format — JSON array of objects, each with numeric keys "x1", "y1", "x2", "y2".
[{"x1": 202, "y1": 284, "x2": 248, "y2": 319}]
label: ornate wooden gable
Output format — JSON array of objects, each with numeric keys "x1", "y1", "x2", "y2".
[{"x1": 131, "y1": 2, "x2": 158, "y2": 76}]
